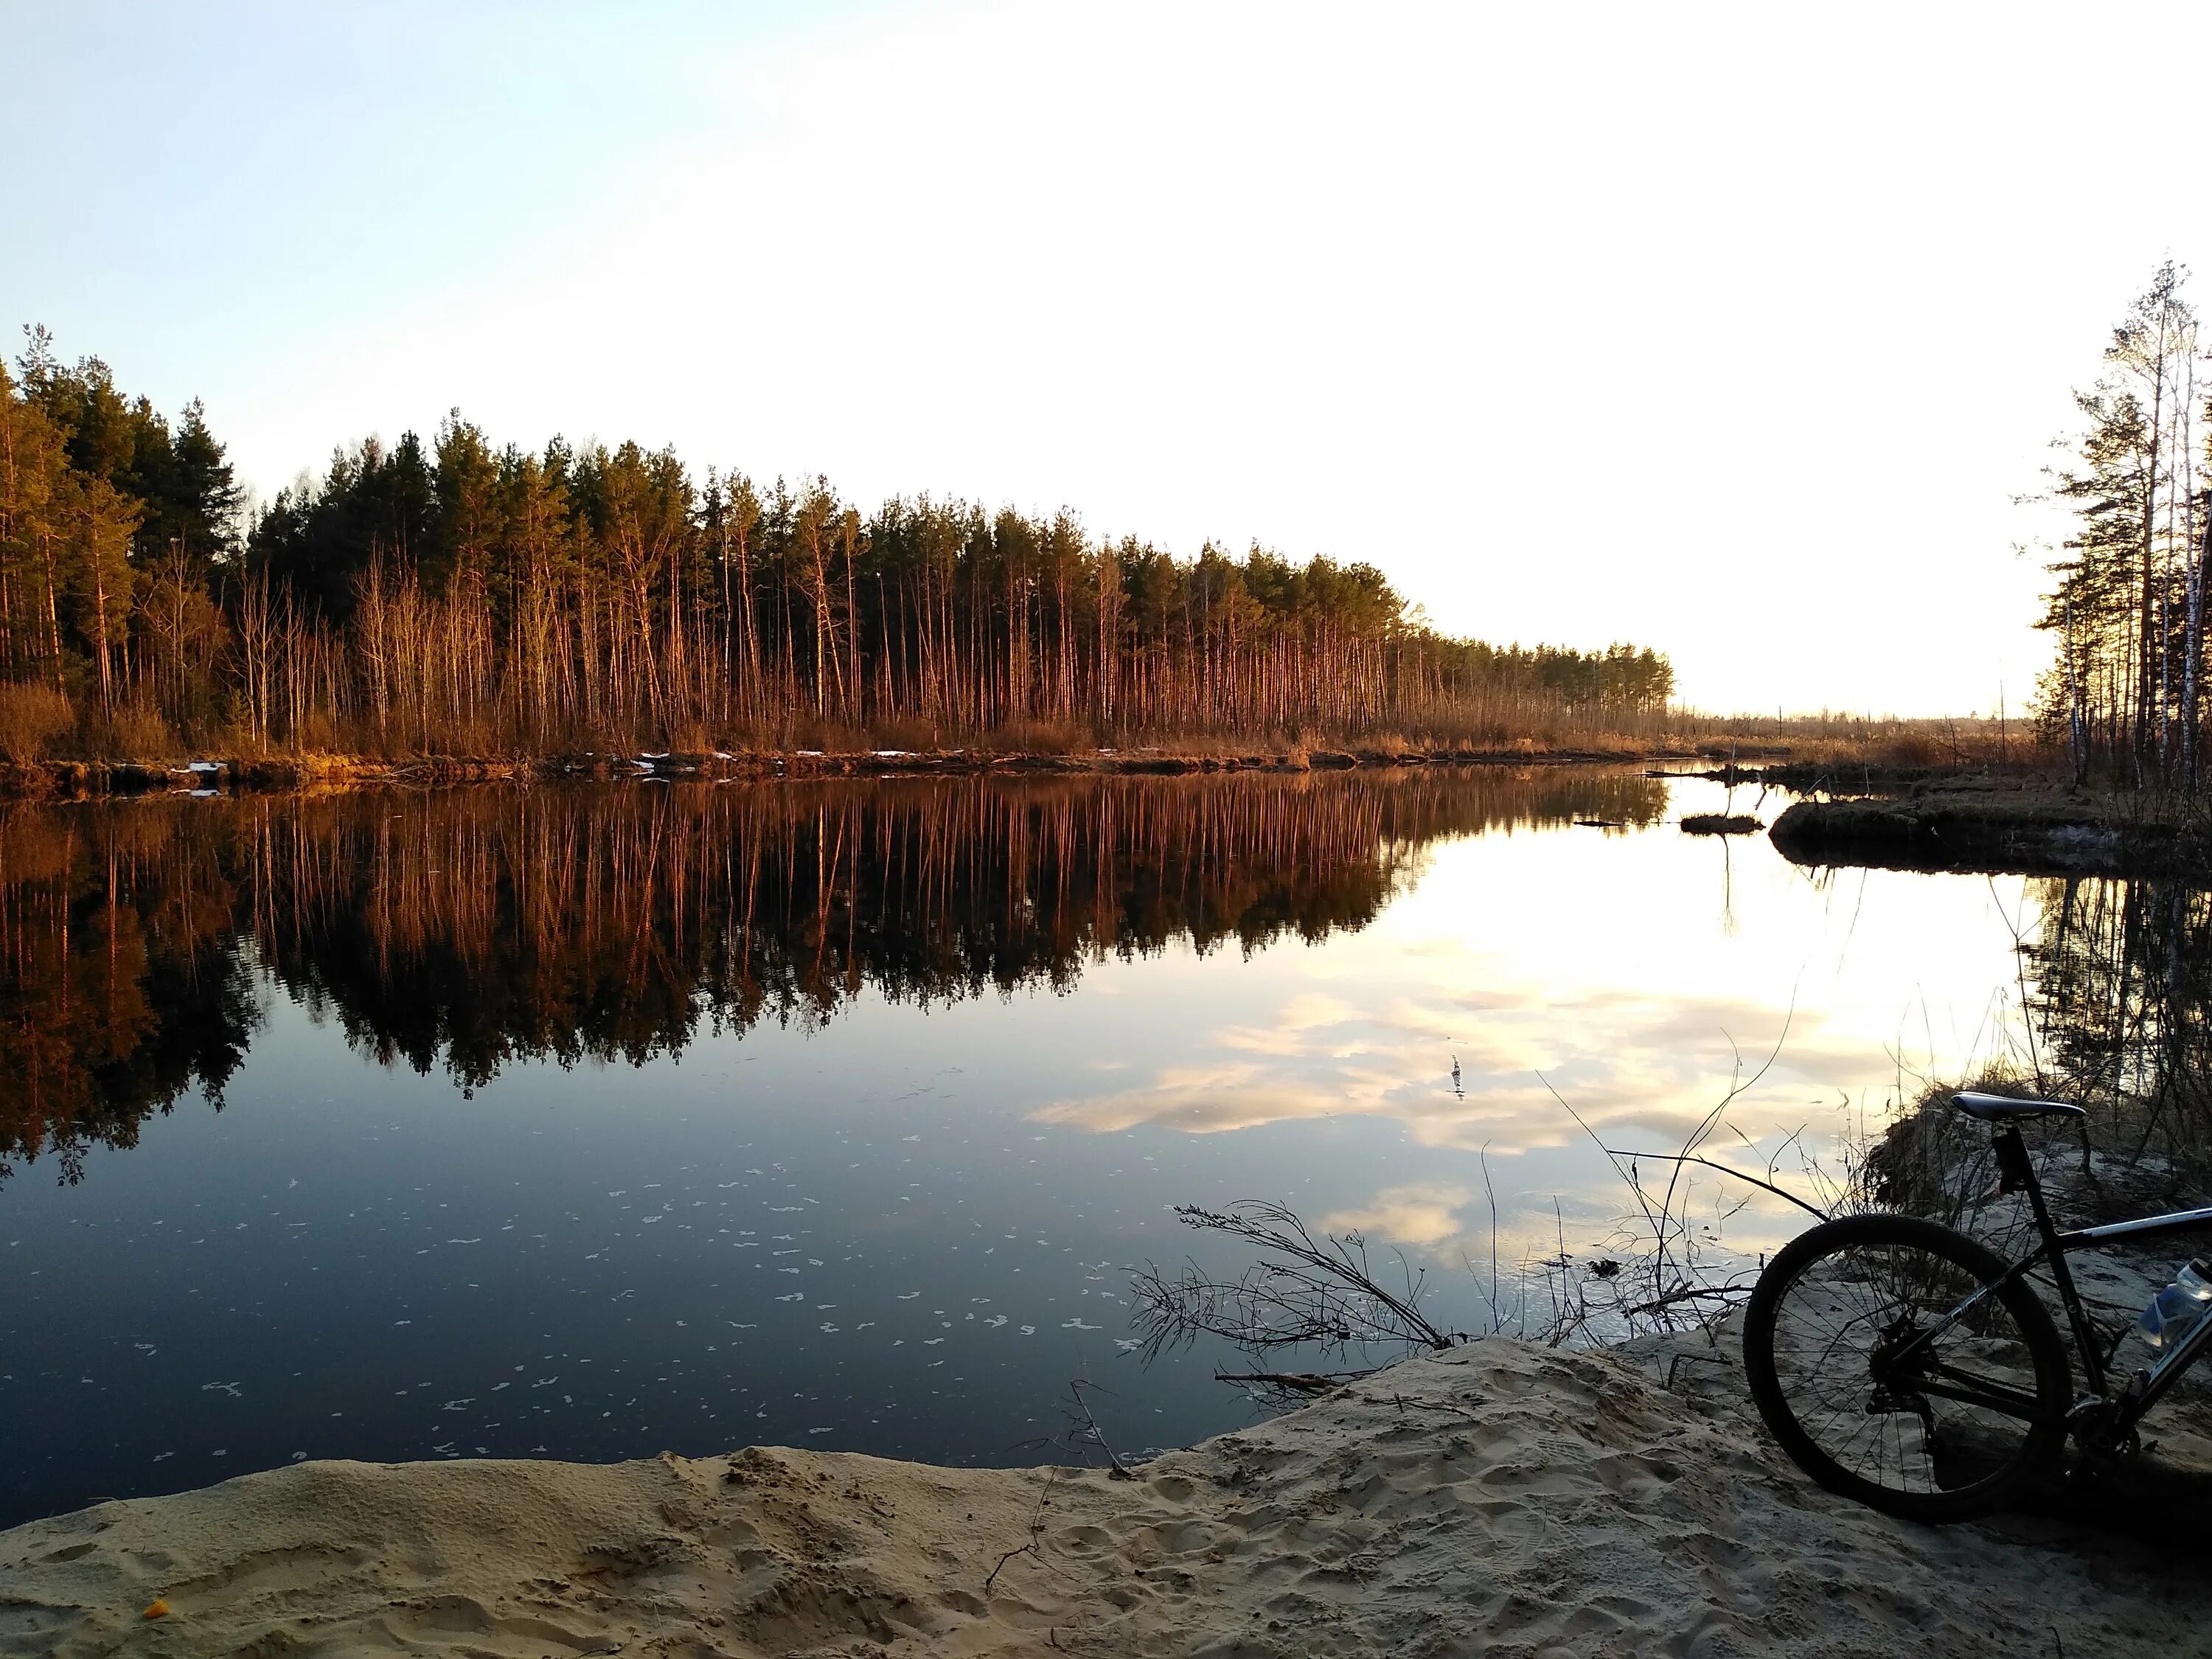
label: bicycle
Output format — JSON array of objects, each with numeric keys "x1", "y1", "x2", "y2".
[{"x1": 1743, "y1": 1090, "x2": 2212, "y2": 1522}]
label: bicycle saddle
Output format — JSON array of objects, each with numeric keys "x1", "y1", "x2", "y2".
[{"x1": 1950, "y1": 1091, "x2": 2085, "y2": 1121}]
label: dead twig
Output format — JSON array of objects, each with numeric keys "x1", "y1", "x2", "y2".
[
  {"x1": 1596, "y1": 1149, "x2": 1830, "y2": 1222},
  {"x1": 1068, "y1": 1380, "x2": 1135, "y2": 1479},
  {"x1": 1215, "y1": 1369, "x2": 1366, "y2": 1394},
  {"x1": 1622, "y1": 1282, "x2": 1755, "y2": 1317},
  {"x1": 984, "y1": 1468, "x2": 1061, "y2": 1595}
]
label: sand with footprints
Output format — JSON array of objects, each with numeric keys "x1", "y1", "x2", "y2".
[{"x1": 4, "y1": 1335, "x2": 2210, "y2": 1658}]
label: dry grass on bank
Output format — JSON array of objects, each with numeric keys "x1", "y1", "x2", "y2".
[
  {"x1": 0, "y1": 707, "x2": 1674, "y2": 779},
  {"x1": 1871, "y1": 1066, "x2": 2212, "y2": 1231},
  {"x1": 1677, "y1": 712, "x2": 2058, "y2": 773},
  {"x1": 0, "y1": 679, "x2": 2080, "y2": 794},
  {"x1": 0, "y1": 673, "x2": 1693, "y2": 770}
]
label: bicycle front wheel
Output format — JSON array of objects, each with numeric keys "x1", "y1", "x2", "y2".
[{"x1": 1744, "y1": 1213, "x2": 2071, "y2": 1522}]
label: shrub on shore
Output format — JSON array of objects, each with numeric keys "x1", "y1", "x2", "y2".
[{"x1": 0, "y1": 684, "x2": 74, "y2": 764}]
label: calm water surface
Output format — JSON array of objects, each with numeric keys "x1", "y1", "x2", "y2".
[{"x1": 0, "y1": 768, "x2": 2053, "y2": 1525}]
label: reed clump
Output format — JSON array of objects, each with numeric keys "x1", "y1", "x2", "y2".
[
  {"x1": 1677, "y1": 713, "x2": 2056, "y2": 775},
  {"x1": 0, "y1": 684, "x2": 74, "y2": 765}
]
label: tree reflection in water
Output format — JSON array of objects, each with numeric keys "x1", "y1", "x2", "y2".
[
  {"x1": 0, "y1": 769, "x2": 1670, "y2": 1183},
  {"x1": 2021, "y1": 874, "x2": 2212, "y2": 1172}
]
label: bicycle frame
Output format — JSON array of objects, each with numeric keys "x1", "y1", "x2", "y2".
[{"x1": 1885, "y1": 1120, "x2": 2212, "y2": 1439}]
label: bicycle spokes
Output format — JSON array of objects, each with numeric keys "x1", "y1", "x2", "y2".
[{"x1": 1761, "y1": 1234, "x2": 2057, "y2": 1503}]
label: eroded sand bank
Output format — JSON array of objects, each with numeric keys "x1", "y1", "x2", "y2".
[{"x1": 3, "y1": 1338, "x2": 2206, "y2": 1658}]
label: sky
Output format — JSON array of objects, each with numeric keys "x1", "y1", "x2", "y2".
[{"x1": 7, "y1": 0, "x2": 2212, "y2": 714}]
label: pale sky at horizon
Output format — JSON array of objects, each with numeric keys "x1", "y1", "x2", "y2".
[{"x1": 9, "y1": 1, "x2": 2211, "y2": 715}]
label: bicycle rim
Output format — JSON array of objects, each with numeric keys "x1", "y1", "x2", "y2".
[{"x1": 1751, "y1": 1217, "x2": 2067, "y2": 1519}]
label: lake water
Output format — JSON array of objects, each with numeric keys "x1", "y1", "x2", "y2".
[{"x1": 0, "y1": 767, "x2": 2054, "y2": 1526}]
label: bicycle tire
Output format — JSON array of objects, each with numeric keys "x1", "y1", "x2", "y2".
[{"x1": 1744, "y1": 1212, "x2": 2070, "y2": 1522}]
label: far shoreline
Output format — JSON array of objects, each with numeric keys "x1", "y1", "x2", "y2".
[
  {"x1": 27, "y1": 745, "x2": 2206, "y2": 883},
  {"x1": 0, "y1": 741, "x2": 1717, "y2": 800}
]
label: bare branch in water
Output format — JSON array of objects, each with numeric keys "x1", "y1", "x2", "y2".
[
  {"x1": 1538, "y1": 1007, "x2": 1798, "y2": 1337},
  {"x1": 1130, "y1": 1200, "x2": 1456, "y2": 1363},
  {"x1": 1597, "y1": 1149, "x2": 1832, "y2": 1222},
  {"x1": 1065, "y1": 1380, "x2": 1135, "y2": 1479},
  {"x1": 1135, "y1": 1046, "x2": 1833, "y2": 1397},
  {"x1": 1214, "y1": 1370, "x2": 1366, "y2": 1394}
]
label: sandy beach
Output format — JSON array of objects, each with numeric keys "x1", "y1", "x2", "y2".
[{"x1": 4, "y1": 1335, "x2": 2208, "y2": 1658}]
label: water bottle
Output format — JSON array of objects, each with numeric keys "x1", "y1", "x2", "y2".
[
  {"x1": 2122, "y1": 1258, "x2": 2212, "y2": 1397},
  {"x1": 2138, "y1": 1259, "x2": 2212, "y2": 1352}
]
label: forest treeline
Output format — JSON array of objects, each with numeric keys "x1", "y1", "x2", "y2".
[
  {"x1": 0, "y1": 329, "x2": 1673, "y2": 759},
  {"x1": 2042, "y1": 262, "x2": 2212, "y2": 787},
  {"x1": 0, "y1": 770, "x2": 1671, "y2": 1179}
]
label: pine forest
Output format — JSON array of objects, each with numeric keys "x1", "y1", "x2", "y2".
[
  {"x1": 2042, "y1": 261, "x2": 2212, "y2": 787},
  {"x1": 0, "y1": 329, "x2": 1674, "y2": 764}
]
